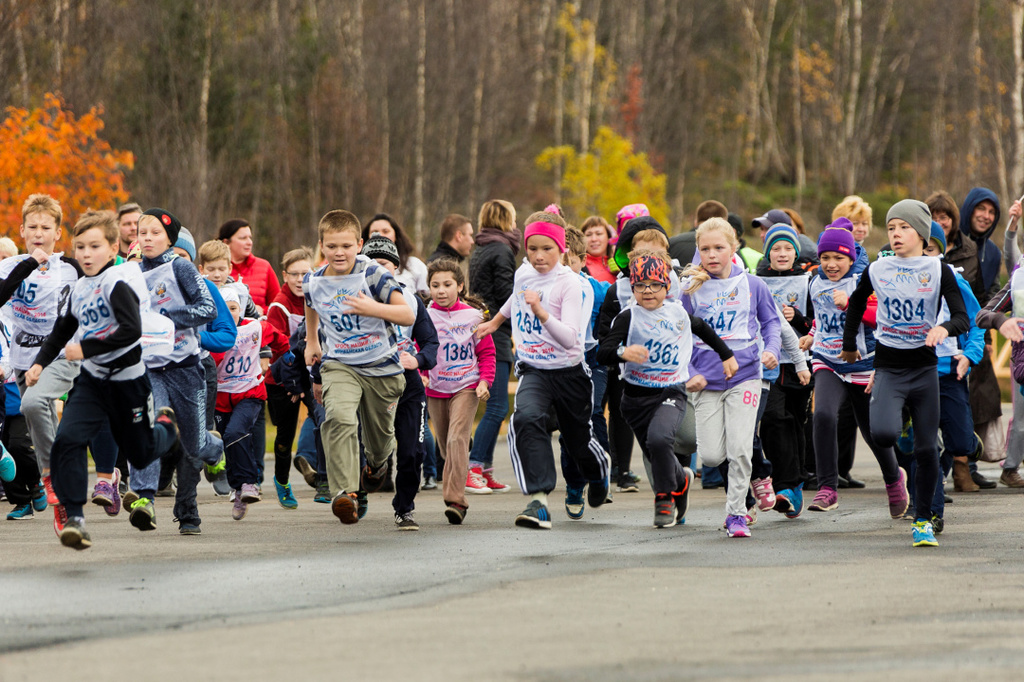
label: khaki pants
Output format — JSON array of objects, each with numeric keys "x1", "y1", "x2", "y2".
[
  {"x1": 320, "y1": 362, "x2": 405, "y2": 495},
  {"x1": 428, "y1": 389, "x2": 479, "y2": 509}
]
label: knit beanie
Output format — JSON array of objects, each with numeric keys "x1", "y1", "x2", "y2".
[
  {"x1": 929, "y1": 221, "x2": 947, "y2": 254},
  {"x1": 524, "y1": 219, "x2": 567, "y2": 253},
  {"x1": 826, "y1": 216, "x2": 854, "y2": 232},
  {"x1": 817, "y1": 227, "x2": 856, "y2": 259},
  {"x1": 885, "y1": 199, "x2": 932, "y2": 245},
  {"x1": 764, "y1": 223, "x2": 800, "y2": 257},
  {"x1": 615, "y1": 203, "x2": 650, "y2": 230},
  {"x1": 175, "y1": 227, "x2": 196, "y2": 261},
  {"x1": 361, "y1": 234, "x2": 400, "y2": 266},
  {"x1": 142, "y1": 208, "x2": 181, "y2": 246}
]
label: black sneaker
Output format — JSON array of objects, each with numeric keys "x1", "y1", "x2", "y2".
[
  {"x1": 60, "y1": 516, "x2": 92, "y2": 550},
  {"x1": 444, "y1": 503, "x2": 467, "y2": 525},
  {"x1": 587, "y1": 477, "x2": 609, "y2": 509},
  {"x1": 179, "y1": 523, "x2": 201, "y2": 535},
  {"x1": 930, "y1": 514, "x2": 944, "y2": 534},
  {"x1": 356, "y1": 490, "x2": 368, "y2": 519},
  {"x1": 674, "y1": 468, "x2": 695, "y2": 523},
  {"x1": 314, "y1": 477, "x2": 331, "y2": 503},
  {"x1": 514, "y1": 500, "x2": 552, "y2": 529},
  {"x1": 617, "y1": 475, "x2": 639, "y2": 493},
  {"x1": 653, "y1": 493, "x2": 678, "y2": 528},
  {"x1": 361, "y1": 460, "x2": 389, "y2": 493},
  {"x1": 395, "y1": 512, "x2": 419, "y2": 530}
]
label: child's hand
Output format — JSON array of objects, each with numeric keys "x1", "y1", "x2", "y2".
[
  {"x1": 1010, "y1": 199, "x2": 1023, "y2": 228},
  {"x1": 1000, "y1": 317, "x2": 1024, "y2": 342},
  {"x1": 722, "y1": 356, "x2": 739, "y2": 379},
  {"x1": 782, "y1": 305, "x2": 795, "y2": 322},
  {"x1": 305, "y1": 339, "x2": 322, "y2": 366},
  {"x1": 685, "y1": 374, "x2": 707, "y2": 392},
  {"x1": 64, "y1": 343, "x2": 83, "y2": 361},
  {"x1": 341, "y1": 291, "x2": 378, "y2": 317},
  {"x1": 620, "y1": 344, "x2": 648, "y2": 363},
  {"x1": 313, "y1": 382, "x2": 323, "y2": 404},
  {"x1": 25, "y1": 364, "x2": 42, "y2": 387},
  {"x1": 31, "y1": 248, "x2": 48, "y2": 264},
  {"x1": 289, "y1": 391, "x2": 305, "y2": 403},
  {"x1": 399, "y1": 351, "x2": 419, "y2": 371},
  {"x1": 475, "y1": 380, "x2": 490, "y2": 401},
  {"x1": 761, "y1": 351, "x2": 778, "y2": 370},
  {"x1": 475, "y1": 319, "x2": 498, "y2": 339},
  {"x1": 925, "y1": 326, "x2": 949, "y2": 348},
  {"x1": 523, "y1": 290, "x2": 548, "y2": 322},
  {"x1": 260, "y1": 357, "x2": 270, "y2": 374},
  {"x1": 798, "y1": 335, "x2": 813, "y2": 351},
  {"x1": 955, "y1": 354, "x2": 971, "y2": 380},
  {"x1": 832, "y1": 290, "x2": 848, "y2": 309},
  {"x1": 797, "y1": 369, "x2": 811, "y2": 385},
  {"x1": 865, "y1": 371, "x2": 876, "y2": 394},
  {"x1": 839, "y1": 349, "x2": 861, "y2": 363}
]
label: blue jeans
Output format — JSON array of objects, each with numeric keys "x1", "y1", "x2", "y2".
[
  {"x1": 469, "y1": 360, "x2": 511, "y2": 469},
  {"x1": 422, "y1": 418, "x2": 437, "y2": 479},
  {"x1": 295, "y1": 416, "x2": 317, "y2": 469}
]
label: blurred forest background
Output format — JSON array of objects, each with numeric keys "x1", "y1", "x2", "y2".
[{"x1": 3, "y1": 0, "x2": 1024, "y2": 264}]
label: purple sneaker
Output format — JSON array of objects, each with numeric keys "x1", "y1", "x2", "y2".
[
  {"x1": 807, "y1": 486, "x2": 838, "y2": 512},
  {"x1": 885, "y1": 469, "x2": 909, "y2": 519},
  {"x1": 725, "y1": 514, "x2": 750, "y2": 538},
  {"x1": 240, "y1": 483, "x2": 261, "y2": 503},
  {"x1": 232, "y1": 492, "x2": 248, "y2": 520},
  {"x1": 91, "y1": 473, "x2": 123, "y2": 517}
]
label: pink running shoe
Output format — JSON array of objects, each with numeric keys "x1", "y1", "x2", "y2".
[
  {"x1": 725, "y1": 514, "x2": 750, "y2": 538},
  {"x1": 751, "y1": 477, "x2": 776, "y2": 512},
  {"x1": 886, "y1": 469, "x2": 910, "y2": 519},
  {"x1": 808, "y1": 486, "x2": 838, "y2": 512}
]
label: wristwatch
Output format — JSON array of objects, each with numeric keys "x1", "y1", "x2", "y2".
[{"x1": 616, "y1": 345, "x2": 626, "y2": 360}]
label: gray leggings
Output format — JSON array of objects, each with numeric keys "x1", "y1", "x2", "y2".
[
  {"x1": 812, "y1": 369, "x2": 900, "y2": 491},
  {"x1": 869, "y1": 366, "x2": 941, "y2": 521}
]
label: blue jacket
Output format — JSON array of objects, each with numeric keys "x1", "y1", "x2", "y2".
[
  {"x1": 959, "y1": 187, "x2": 1002, "y2": 302},
  {"x1": 852, "y1": 243, "x2": 869, "y2": 274},
  {"x1": 198, "y1": 281, "x2": 238, "y2": 353},
  {"x1": 937, "y1": 268, "x2": 984, "y2": 377}
]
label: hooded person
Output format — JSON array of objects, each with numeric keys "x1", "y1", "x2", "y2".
[
  {"x1": 752, "y1": 209, "x2": 818, "y2": 272},
  {"x1": 959, "y1": 187, "x2": 1002, "y2": 303}
]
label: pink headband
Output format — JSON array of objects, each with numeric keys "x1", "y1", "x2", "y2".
[{"x1": 524, "y1": 221, "x2": 566, "y2": 253}]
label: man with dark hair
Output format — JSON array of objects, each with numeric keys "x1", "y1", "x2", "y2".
[
  {"x1": 117, "y1": 202, "x2": 142, "y2": 259},
  {"x1": 427, "y1": 214, "x2": 474, "y2": 265}
]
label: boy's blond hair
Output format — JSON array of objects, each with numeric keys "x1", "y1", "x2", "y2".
[
  {"x1": 630, "y1": 228, "x2": 669, "y2": 253},
  {"x1": 563, "y1": 226, "x2": 586, "y2": 259},
  {"x1": 832, "y1": 195, "x2": 873, "y2": 224},
  {"x1": 197, "y1": 239, "x2": 231, "y2": 267},
  {"x1": 22, "y1": 193, "x2": 62, "y2": 227},
  {"x1": 282, "y1": 246, "x2": 314, "y2": 272},
  {"x1": 0, "y1": 238, "x2": 17, "y2": 258},
  {"x1": 73, "y1": 209, "x2": 118, "y2": 244},
  {"x1": 318, "y1": 210, "x2": 361, "y2": 241}
]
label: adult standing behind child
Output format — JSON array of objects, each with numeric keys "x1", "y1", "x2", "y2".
[
  {"x1": 361, "y1": 214, "x2": 429, "y2": 296},
  {"x1": 218, "y1": 219, "x2": 280, "y2": 314}
]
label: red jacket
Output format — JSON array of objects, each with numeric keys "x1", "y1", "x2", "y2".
[
  {"x1": 213, "y1": 318, "x2": 290, "y2": 411},
  {"x1": 265, "y1": 287, "x2": 305, "y2": 387},
  {"x1": 231, "y1": 254, "x2": 281, "y2": 313}
]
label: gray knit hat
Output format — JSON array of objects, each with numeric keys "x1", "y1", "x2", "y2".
[{"x1": 885, "y1": 199, "x2": 932, "y2": 245}]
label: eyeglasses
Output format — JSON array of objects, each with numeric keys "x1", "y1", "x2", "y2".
[
  {"x1": 631, "y1": 282, "x2": 665, "y2": 293},
  {"x1": 285, "y1": 270, "x2": 309, "y2": 278}
]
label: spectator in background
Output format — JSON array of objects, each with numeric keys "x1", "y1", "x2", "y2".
[
  {"x1": 361, "y1": 214, "x2": 429, "y2": 296},
  {"x1": 927, "y1": 190, "x2": 979, "y2": 291},
  {"x1": 117, "y1": 202, "x2": 142, "y2": 259},
  {"x1": 428, "y1": 214, "x2": 475, "y2": 270},
  {"x1": 217, "y1": 219, "x2": 281, "y2": 314},
  {"x1": 581, "y1": 216, "x2": 616, "y2": 283}
]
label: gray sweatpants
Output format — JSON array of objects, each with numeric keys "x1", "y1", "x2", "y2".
[
  {"x1": 16, "y1": 359, "x2": 81, "y2": 472},
  {"x1": 692, "y1": 379, "x2": 760, "y2": 517}
]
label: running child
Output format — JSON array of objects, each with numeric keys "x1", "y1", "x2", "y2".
[
  {"x1": 840, "y1": 200, "x2": 970, "y2": 547},
  {"x1": 598, "y1": 250, "x2": 736, "y2": 527},
  {"x1": 800, "y1": 226, "x2": 906, "y2": 519},
  {"x1": 361, "y1": 235, "x2": 438, "y2": 530},
  {"x1": 678, "y1": 217, "x2": 781, "y2": 538},
  {"x1": 25, "y1": 210, "x2": 181, "y2": 549},
  {"x1": 304, "y1": 210, "x2": 415, "y2": 525},
  {"x1": 0, "y1": 194, "x2": 82, "y2": 508},
  {"x1": 475, "y1": 209, "x2": 610, "y2": 529},
  {"x1": 130, "y1": 209, "x2": 218, "y2": 535},
  {"x1": 424, "y1": 258, "x2": 493, "y2": 524}
]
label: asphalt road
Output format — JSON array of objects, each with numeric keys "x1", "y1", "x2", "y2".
[{"x1": 1, "y1": 440, "x2": 1023, "y2": 681}]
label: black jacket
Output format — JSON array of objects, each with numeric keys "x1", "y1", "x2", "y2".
[
  {"x1": 427, "y1": 241, "x2": 464, "y2": 264},
  {"x1": 468, "y1": 239, "x2": 516, "y2": 363}
]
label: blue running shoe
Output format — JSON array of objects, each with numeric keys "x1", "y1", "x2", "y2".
[
  {"x1": 0, "y1": 446, "x2": 15, "y2": 483},
  {"x1": 564, "y1": 485, "x2": 585, "y2": 520},
  {"x1": 314, "y1": 478, "x2": 331, "y2": 504},
  {"x1": 274, "y1": 478, "x2": 298, "y2": 509},
  {"x1": 515, "y1": 500, "x2": 552, "y2": 529},
  {"x1": 912, "y1": 519, "x2": 938, "y2": 547},
  {"x1": 775, "y1": 482, "x2": 804, "y2": 519},
  {"x1": 7, "y1": 503, "x2": 34, "y2": 520},
  {"x1": 32, "y1": 483, "x2": 48, "y2": 512}
]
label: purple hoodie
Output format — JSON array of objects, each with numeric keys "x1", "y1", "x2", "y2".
[{"x1": 680, "y1": 263, "x2": 781, "y2": 391}]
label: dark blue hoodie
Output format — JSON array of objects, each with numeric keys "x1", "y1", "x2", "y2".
[{"x1": 959, "y1": 187, "x2": 1002, "y2": 301}]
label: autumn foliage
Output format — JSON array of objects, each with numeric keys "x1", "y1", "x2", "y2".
[{"x1": 0, "y1": 93, "x2": 133, "y2": 249}]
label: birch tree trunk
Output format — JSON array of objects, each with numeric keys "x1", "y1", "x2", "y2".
[
  {"x1": 14, "y1": 0, "x2": 30, "y2": 106},
  {"x1": 792, "y1": 2, "x2": 805, "y2": 198},
  {"x1": 196, "y1": 0, "x2": 214, "y2": 230},
  {"x1": 467, "y1": 50, "x2": 486, "y2": 215},
  {"x1": 413, "y1": 0, "x2": 427, "y2": 254},
  {"x1": 1012, "y1": 0, "x2": 1024, "y2": 195},
  {"x1": 526, "y1": 0, "x2": 554, "y2": 130}
]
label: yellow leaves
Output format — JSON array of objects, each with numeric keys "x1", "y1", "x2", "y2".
[
  {"x1": 536, "y1": 126, "x2": 670, "y2": 230},
  {"x1": 0, "y1": 93, "x2": 133, "y2": 247}
]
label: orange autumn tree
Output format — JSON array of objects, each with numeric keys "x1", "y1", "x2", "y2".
[{"x1": 0, "y1": 93, "x2": 133, "y2": 251}]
